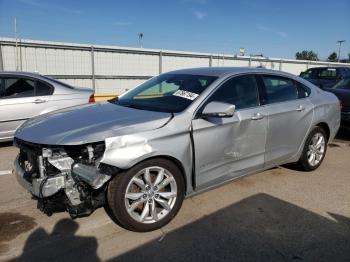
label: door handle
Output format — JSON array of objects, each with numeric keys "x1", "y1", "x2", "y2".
[
  {"x1": 296, "y1": 105, "x2": 305, "y2": 112},
  {"x1": 33, "y1": 99, "x2": 47, "y2": 104},
  {"x1": 251, "y1": 112, "x2": 265, "y2": 120}
]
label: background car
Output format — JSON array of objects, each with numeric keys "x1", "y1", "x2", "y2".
[
  {"x1": 324, "y1": 77, "x2": 350, "y2": 130},
  {"x1": 13, "y1": 67, "x2": 340, "y2": 232},
  {"x1": 0, "y1": 72, "x2": 94, "y2": 142},
  {"x1": 299, "y1": 67, "x2": 350, "y2": 89}
]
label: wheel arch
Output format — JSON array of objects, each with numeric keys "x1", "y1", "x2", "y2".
[
  {"x1": 127, "y1": 155, "x2": 188, "y2": 195},
  {"x1": 315, "y1": 122, "x2": 330, "y2": 142}
]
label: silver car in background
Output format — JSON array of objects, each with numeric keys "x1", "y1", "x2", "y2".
[
  {"x1": 13, "y1": 67, "x2": 340, "y2": 232},
  {"x1": 0, "y1": 72, "x2": 94, "y2": 141}
]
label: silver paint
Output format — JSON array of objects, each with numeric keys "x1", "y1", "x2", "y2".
[
  {"x1": 14, "y1": 67, "x2": 341, "y2": 197},
  {"x1": 0, "y1": 71, "x2": 93, "y2": 142}
]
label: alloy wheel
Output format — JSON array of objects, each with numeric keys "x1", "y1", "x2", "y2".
[
  {"x1": 124, "y1": 166, "x2": 178, "y2": 224},
  {"x1": 307, "y1": 132, "x2": 326, "y2": 167}
]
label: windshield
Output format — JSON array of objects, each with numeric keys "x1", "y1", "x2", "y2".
[
  {"x1": 113, "y1": 74, "x2": 218, "y2": 113},
  {"x1": 332, "y1": 78, "x2": 350, "y2": 90},
  {"x1": 300, "y1": 69, "x2": 317, "y2": 79}
]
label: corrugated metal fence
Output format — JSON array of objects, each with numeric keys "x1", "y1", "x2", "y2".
[{"x1": 0, "y1": 37, "x2": 349, "y2": 95}]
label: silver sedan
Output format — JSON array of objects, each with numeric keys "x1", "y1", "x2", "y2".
[
  {"x1": 13, "y1": 67, "x2": 340, "y2": 232},
  {"x1": 0, "y1": 72, "x2": 94, "y2": 141}
]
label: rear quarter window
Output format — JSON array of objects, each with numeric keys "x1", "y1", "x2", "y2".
[
  {"x1": 36, "y1": 81, "x2": 53, "y2": 96},
  {"x1": 295, "y1": 81, "x2": 311, "y2": 98}
]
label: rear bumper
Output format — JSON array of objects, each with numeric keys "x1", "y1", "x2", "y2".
[{"x1": 14, "y1": 155, "x2": 65, "y2": 198}]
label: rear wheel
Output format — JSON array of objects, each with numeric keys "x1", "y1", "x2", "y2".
[
  {"x1": 297, "y1": 126, "x2": 327, "y2": 171},
  {"x1": 107, "y1": 158, "x2": 185, "y2": 232}
]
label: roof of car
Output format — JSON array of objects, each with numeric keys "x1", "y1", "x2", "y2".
[
  {"x1": 0, "y1": 71, "x2": 74, "y2": 88},
  {"x1": 0, "y1": 71, "x2": 57, "y2": 83},
  {"x1": 306, "y1": 67, "x2": 350, "y2": 70},
  {"x1": 0, "y1": 71, "x2": 44, "y2": 77},
  {"x1": 169, "y1": 67, "x2": 295, "y2": 78}
]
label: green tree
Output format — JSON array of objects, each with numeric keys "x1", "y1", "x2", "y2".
[
  {"x1": 327, "y1": 52, "x2": 338, "y2": 62},
  {"x1": 295, "y1": 50, "x2": 319, "y2": 61}
]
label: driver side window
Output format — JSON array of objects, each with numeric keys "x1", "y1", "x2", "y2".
[{"x1": 206, "y1": 74, "x2": 259, "y2": 110}]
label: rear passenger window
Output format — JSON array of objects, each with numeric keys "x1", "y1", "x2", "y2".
[
  {"x1": 262, "y1": 75, "x2": 298, "y2": 103},
  {"x1": 1, "y1": 78, "x2": 35, "y2": 98},
  {"x1": 319, "y1": 68, "x2": 336, "y2": 80},
  {"x1": 36, "y1": 81, "x2": 52, "y2": 96},
  {"x1": 207, "y1": 74, "x2": 259, "y2": 110}
]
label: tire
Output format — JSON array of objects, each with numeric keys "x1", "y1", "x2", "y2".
[
  {"x1": 297, "y1": 126, "x2": 328, "y2": 171},
  {"x1": 106, "y1": 158, "x2": 185, "y2": 232}
]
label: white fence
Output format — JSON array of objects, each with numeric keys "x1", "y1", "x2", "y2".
[{"x1": 0, "y1": 37, "x2": 349, "y2": 95}]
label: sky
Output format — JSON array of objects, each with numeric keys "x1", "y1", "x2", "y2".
[{"x1": 0, "y1": 0, "x2": 349, "y2": 60}]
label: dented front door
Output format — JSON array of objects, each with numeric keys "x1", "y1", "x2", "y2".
[{"x1": 192, "y1": 107, "x2": 267, "y2": 189}]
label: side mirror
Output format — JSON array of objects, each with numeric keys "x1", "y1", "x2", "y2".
[{"x1": 201, "y1": 101, "x2": 235, "y2": 118}]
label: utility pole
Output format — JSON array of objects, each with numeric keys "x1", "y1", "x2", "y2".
[
  {"x1": 337, "y1": 40, "x2": 345, "y2": 62},
  {"x1": 139, "y1": 33, "x2": 144, "y2": 48},
  {"x1": 14, "y1": 17, "x2": 19, "y2": 71}
]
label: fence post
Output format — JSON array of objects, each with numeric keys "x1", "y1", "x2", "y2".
[
  {"x1": 209, "y1": 55, "x2": 213, "y2": 67},
  {"x1": 19, "y1": 40, "x2": 23, "y2": 71},
  {"x1": 279, "y1": 60, "x2": 282, "y2": 71},
  {"x1": 0, "y1": 44, "x2": 3, "y2": 71},
  {"x1": 159, "y1": 51, "x2": 163, "y2": 74},
  {"x1": 91, "y1": 45, "x2": 96, "y2": 92},
  {"x1": 248, "y1": 56, "x2": 252, "y2": 67}
]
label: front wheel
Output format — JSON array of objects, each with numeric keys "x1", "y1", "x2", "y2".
[
  {"x1": 107, "y1": 158, "x2": 185, "y2": 232},
  {"x1": 297, "y1": 126, "x2": 327, "y2": 171}
]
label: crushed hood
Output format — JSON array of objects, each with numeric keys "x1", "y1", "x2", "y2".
[{"x1": 15, "y1": 102, "x2": 172, "y2": 145}]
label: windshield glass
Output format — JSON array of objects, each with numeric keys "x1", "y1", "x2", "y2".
[
  {"x1": 332, "y1": 78, "x2": 350, "y2": 90},
  {"x1": 114, "y1": 74, "x2": 218, "y2": 113}
]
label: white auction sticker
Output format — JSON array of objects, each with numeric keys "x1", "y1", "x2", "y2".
[{"x1": 173, "y1": 90, "x2": 199, "y2": 100}]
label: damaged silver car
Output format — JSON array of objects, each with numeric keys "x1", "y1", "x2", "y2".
[{"x1": 14, "y1": 67, "x2": 340, "y2": 232}]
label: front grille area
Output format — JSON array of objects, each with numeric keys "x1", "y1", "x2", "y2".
[
  {"x1": 15, "y1": 138, "x2": 59, "y2": 177},
  {"x1": 15, "y1": 139, "x2": 42, "y2": 178},
  {"x1": 18, "y1": 149, "x2": 38, "y2": 175}
]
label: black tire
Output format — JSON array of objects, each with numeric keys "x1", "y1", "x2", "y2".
[
  {"x1": 297, "y1": 126, "x2": 328, "y2": 171},
  {"x1": 106, "y1": 158, "x2": 185, "y2": 232}
]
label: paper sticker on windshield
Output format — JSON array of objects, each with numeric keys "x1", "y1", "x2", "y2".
[{"x1": 173, "y1": 90, "x2": 199, "y2": 100}]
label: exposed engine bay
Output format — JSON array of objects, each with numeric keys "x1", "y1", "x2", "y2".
[{"x1": 14, "y1": 138, "x2": 119, "y2": 218}]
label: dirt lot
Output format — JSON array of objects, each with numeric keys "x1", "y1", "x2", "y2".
[{"x1": 0, "y1": 132, "x2": 349, "y2": 262}]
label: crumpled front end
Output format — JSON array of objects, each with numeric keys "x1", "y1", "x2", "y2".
[{"x1": 13, "y1": 138, "x2": 118, "y2": 217}]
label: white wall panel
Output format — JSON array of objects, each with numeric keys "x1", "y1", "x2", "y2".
[
  {"x1": 94, "y1": 52, "x2": 158, "y2": 76},
  {"x1": 162, "y1": 56, "x2": 209, "y2": 72},
  {"x1": 59, "y1": 78, "x2": 93, "y2": 89},
  {"x1": 281, "y1": 63, "x2": 307, "y2": 75},
  {"x1": 95, "y1": 79, "x2": 145, "y2": 94},
  {"x1": 2, "y1": 45, "x2": 16, "y2": 70},
  {"x1": 1, "y1": 38, "x2": 349, "y2": 95}
]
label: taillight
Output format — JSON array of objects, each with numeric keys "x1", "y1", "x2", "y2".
[
  {"x1": 339, "y1": 100, "x2": 343, "y2": 111},
  {"x1": 89, "y1": 94, "x2": 95, "y2": 103}
]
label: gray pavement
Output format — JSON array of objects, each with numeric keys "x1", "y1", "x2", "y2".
[{"x1": 0, "y1": 135, "x2": 349, "y2": 261}]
